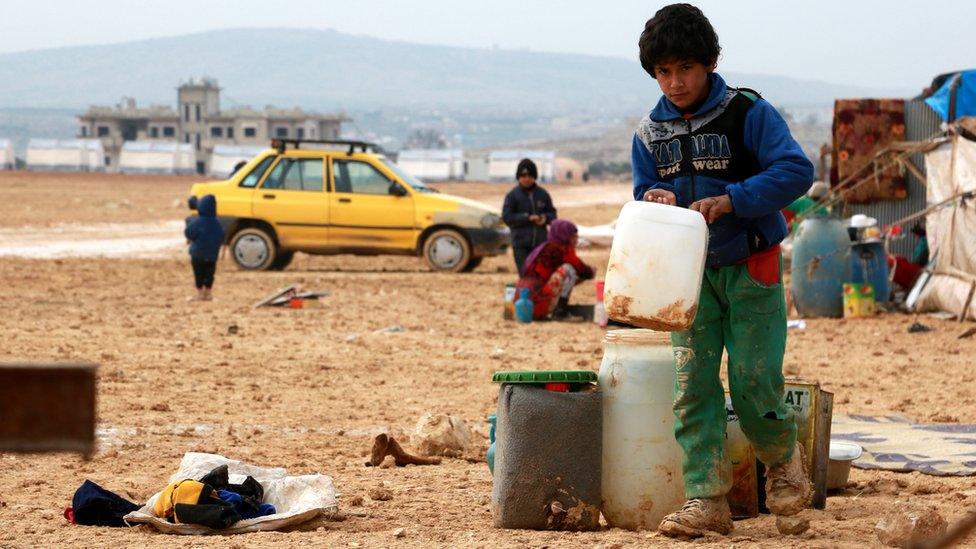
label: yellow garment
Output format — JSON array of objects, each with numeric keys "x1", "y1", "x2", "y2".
[{"x1": 153, "y1": 480, "x2": 207, "y2": 521}]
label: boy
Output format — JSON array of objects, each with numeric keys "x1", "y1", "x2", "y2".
[
  {"x1": 184, "y1": 194, "x2": 225, "y2": 301},
  {"x1": 502, "y1": 158, "x2": 557, "y2": 274},
  {"x1": 631, "y1": 4, "x2": 815, "y2": 538}
]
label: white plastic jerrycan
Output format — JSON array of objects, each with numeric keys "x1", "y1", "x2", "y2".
[
  {"x1": 599, "y1": 329, "x2": 686, "y2": 530},
  {"x1": 604, "y1": 201, "x2": 708, "y2": 331}
]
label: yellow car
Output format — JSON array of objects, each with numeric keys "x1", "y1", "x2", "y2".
[{"x1": 188, "y1": 140, "x2": 509, "y2": 272}]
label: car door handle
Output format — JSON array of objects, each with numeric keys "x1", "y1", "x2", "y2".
[
  {"x1": 262, "y1": 194, "x2": 276, "y2": 200},
  {"x1": 338, "y1": 198, "x2": 352, "y2": 203}
]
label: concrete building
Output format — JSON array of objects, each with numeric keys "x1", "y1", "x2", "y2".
[{"x1": 78, "y1": 78, "x2": 348, "y2": 174}]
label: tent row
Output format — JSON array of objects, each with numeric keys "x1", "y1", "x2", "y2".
[
  {"x1": 25, "y1": 139, "x2": 105, "y2": 172},
  {"x1": 397, "y1": 149, "x2": 559, "y2": 183},
  {"x1": 118, "y1": 141, "x2": 195, "y2": 175}
]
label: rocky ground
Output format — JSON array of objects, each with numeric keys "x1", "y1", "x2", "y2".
[{"x1": 0, "y1": 172, "x2": 974, "y2": 548}]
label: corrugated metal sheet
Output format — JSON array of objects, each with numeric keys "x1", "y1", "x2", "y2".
[{"x1": 845, "y1": 100, "x2": 943, "y2": 256}]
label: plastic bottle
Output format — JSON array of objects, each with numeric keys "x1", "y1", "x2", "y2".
[
  {"x1": 593, "y1": 280, "x2": 608, "y2": 327},
  {"x1": 514, "y1": 288, "x2": 533, "y2": 323},
  {"x1": 599, "y1": 329, "x2": 685, "y2": 530}
]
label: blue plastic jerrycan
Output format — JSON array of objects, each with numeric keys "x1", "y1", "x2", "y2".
[{"x1": 515, "y1": 288, "x2": 533, "y2": 323}]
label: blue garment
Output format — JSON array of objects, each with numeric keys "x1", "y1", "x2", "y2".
[
  {"x1": 925, "y1": 70, "x2": 976, "y2": 121},
  {"x1": 184, "y1": 194, "x2": 225, "y2": 262},
  {"x1": 632, "y1": 73, "x2": 814, "y2": 267},
  {"x1": 216, "y1": 489, "x2": 276, "y2": 520}
]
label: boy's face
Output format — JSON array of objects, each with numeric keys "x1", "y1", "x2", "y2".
[{"x1": 653, "y1": 59, "x2": 714, "y2": 111}]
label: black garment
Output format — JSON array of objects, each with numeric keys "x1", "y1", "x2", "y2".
[
  {"x1": 70, "y1": 480, "x2": 140, "y2": 527},
  {"x1": 192, "y1": 258, "x2": 216, "y2": 289},
  {"x1": 199, "y1": 465, "x2": 265, "y2": 519},
  {"x1": 512, "y1": 245, "x2": 534, "y2": 275},
  {"x1": 502, "y1": 183, "x2": 556, "y2": 252},
  {"x1": 516, "y1": 158, "x2": 538, "y2": 179}
]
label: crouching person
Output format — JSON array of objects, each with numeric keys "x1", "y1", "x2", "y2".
[{"x1": 516, "y1": 219, "x2": 594, "y2": 320}]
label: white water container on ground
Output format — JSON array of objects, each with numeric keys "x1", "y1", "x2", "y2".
[
  {"x1": 604, "y1": 201, "x2": 707, "y2": 331},
  {"x1": 599, "y1": 329, "x2": 685, "y2": 530}
]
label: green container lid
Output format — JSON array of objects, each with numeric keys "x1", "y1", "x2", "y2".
[{"x1": 491, "y1": 370, "x2": 597, "y2": 384}]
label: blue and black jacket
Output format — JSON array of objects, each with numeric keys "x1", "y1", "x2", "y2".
[
  {"x1": 184, "y1": 194, "x2": 225, "y2": 262},
  {"x1": 632, "y1": 73, "x2": 814, "y2": 267}
]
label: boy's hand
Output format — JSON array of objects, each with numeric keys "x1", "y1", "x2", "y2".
[
  {"x1": 643, "y1": 189, "x2": 676, "y2": 205},
  {"x1": 690, "y1": 194, "x2": 733, "y2": 223}
]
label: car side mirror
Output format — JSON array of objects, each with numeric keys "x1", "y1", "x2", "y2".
[{"x1": 389, "y1": 182, "x2": 407, "y2": 197}]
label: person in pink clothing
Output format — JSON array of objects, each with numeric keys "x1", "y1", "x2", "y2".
[{"x1": 515, "y1": 219, "x2": 594, "y2": 320}]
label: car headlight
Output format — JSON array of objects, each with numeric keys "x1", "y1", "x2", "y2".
[{"x1": 481, "y1": 213, "x2": 501, "y2": 228}]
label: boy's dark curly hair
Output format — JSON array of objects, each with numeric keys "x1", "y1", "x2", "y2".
[{"x1": 639, "y1": 4, "x2": 721, "y2": 78}]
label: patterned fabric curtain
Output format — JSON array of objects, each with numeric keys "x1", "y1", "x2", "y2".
[{"x1": 831, "y1": 99, "x2": 907, "y2": 203}]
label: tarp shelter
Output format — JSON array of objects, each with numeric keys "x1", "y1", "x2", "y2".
[
  {"x1": 914, "y1": 127, "x2": 976, "y2": 320},
  {"x1": 488, "y1": 150, "x2": 555, "y2": 183},
  {"x1": 925, "y1": 69, "x2": 976, "y2": 122},
  {"x1": 209, "y1": 145, "x2": 266, "y2": 179},
  {"x1": 119, "y1": 141, "x2": 194, "y2": 175},
  {"x1": 26, "y1": 139, "x2": 104, "y2": 172},
  {"x1": 0, "y1": 139, "x2": 13, "y2": 169},
  {"x1": 397, "y1": 149, "x2": 464, "y2": 181}
]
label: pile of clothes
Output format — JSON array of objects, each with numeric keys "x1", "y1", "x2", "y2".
[{"x1": 67, "y1": 465, "x2": 275, "y2": 529}]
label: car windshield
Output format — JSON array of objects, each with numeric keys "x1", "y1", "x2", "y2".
[{"x1": 380, "y1": 158, "x2": 437, "y2": 193}]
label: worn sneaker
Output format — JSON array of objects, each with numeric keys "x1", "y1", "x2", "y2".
[
  {"x1": 658, "y1": 497, "x2": 733, "y2": 538},
  {"x1": 765, "y1": 442, "x2": 812, "y2": 516}
]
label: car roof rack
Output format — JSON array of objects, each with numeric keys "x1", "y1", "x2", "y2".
[{"x1": 270, "y1": 138, "x2": 381, "y2": 155}]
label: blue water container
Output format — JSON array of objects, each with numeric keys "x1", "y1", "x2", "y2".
[
  {"x1": 790, "y1": 217, "x2": 851, "y2": 318},
  {"x1": 515, "y1": 288, "x2": 533, "y2": 323},
  {"x1": 487, "y1": 414, "x2": 497, "y2": 474},
  {"x1": 851, "y1": 241, "x2": 890, "y2": 302}
]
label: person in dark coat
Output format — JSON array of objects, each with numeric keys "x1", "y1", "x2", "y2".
[
  {"x1": 184, "y1": 194, "x2": 225, "y2": 301},
  {"x1": 516, "y1": 219, "x2": 594, "y2": 320},
  {"x1": 502, "y1": 158, "x2": 557, "y2": 273}
]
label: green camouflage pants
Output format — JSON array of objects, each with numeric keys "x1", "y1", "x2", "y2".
[{"x1": 670, "y1": 257, "x2": 796, "y2": 499}]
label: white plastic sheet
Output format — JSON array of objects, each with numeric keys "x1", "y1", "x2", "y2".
[{"x1": 124, "y1": 452, "x2": 338, "y2": 535}]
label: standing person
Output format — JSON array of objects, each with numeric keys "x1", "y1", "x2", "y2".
[
  {"x1": 502, "y1": 158, "x2": 557, "y2": 273},
  {"x1": 185, "y1": 194, "x2": 225, "y2": 301},
  {"x1": 631, "y1": 4, "x2": 815, "y2": 538},
  {"x1": 516, "y1": 219, "x2": 594, "y2": 320}
]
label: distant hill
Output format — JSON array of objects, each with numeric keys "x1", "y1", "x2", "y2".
[{"x1": 0, "y1": 28, "x2": 911, "y2": 113}]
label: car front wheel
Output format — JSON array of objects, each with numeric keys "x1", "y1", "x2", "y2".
[
  {"x1": 422, "y1": 229, "x2": 471, "y2": 272},
  {"x1": 230, "y1": 227, "x2": 278, "y2": 271}
]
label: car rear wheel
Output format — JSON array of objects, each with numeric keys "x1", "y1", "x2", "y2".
[
  {"x1": 422, "y1": 229, "x2": 471, "y2": 272},
  {"x1": 230, "y1": 227, "x2": 277, "y2": 271}
]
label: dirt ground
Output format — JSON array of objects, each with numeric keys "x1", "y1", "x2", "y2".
[{"x1": 1, "y1": 172, "x2": 975, "y2": 548}]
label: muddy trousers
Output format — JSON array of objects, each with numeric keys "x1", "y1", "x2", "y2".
[{"x1": 669, "y1": 258, "x2": 796, "y2": 499}]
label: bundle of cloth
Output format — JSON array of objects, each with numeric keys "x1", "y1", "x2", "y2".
[{"x1": 152, "y1": 465, "x2": 276, "y2": 529}]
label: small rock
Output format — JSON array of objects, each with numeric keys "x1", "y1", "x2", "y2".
[
  {"x1": 776, "y1": 515, "x2": 810, "y2": 535},
  {"x1": 149, "y1": 403, "x2": 170, "y2": 412},
  {"x1": 348, "y1": 495, "x2": 364, "y2": 507},
  {"x1": 227, "y1": 324, "x2": 239, "y2": 335},
  {"x1": 393, "y1": 528, "x2": 406, "y2": 538},
  {"x1": 875, "y1": 503, "x2": 947, "y2": 547},
  {"x1": 414, "y1": 413, "x2": 472, "y2": 457},
  {"x1": 368, "y1": 484, "x2": 393, "y2": 501}
]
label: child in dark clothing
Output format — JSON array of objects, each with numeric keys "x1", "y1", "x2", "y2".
[{"x1": 184, "y1": 194, "x2": 225, "y2": 301}]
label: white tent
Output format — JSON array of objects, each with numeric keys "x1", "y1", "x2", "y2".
[
  {"x1": 176, "y1": 143, "x2": 195, "y2": 175},
  {"x1": 0, "y1": 139, "x2": 14, "y2": 169},
  {"x1": 209, "y1": 145, "x2": 266, "y2": 179},
  {"x1": 488, "y1": 150, "x2": 556, "y2": 183},
  {"x1": 913, "y1": 130, "x2": 976, "y2": 320},
  {"x1": 83, "y1": 139, "x2": 105, "y2": 172},
  {"x1": 119, "y1": 141, "x2": 191, "y2": 175},
  {"x1": 396, "y1": 149, "x2": 464, "y2": 181},
  {"x1": 26, "y1": 139, "x2": 101, "y2": 172}
]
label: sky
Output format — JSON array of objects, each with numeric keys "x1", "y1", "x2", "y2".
[{"x1": 1, "y1": 0, "x2": 971, "y2": 90}]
